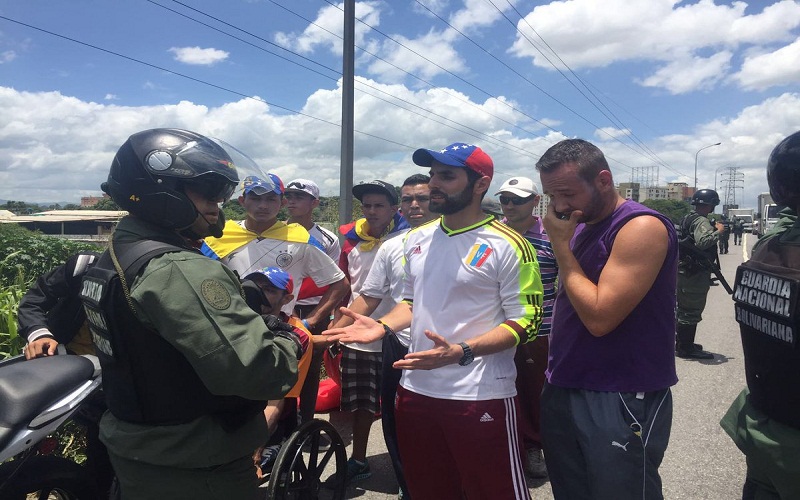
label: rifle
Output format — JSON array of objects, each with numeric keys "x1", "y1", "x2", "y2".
[{"x1": 678, "y1": 238, "x2": 733, "y2": 294}]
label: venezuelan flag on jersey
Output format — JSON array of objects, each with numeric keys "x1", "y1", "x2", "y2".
[{"x1": 200, "y1": 220, "x2": 322, "y2": 260}]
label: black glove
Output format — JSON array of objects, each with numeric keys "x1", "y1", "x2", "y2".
[{"x1": 262, "y1": 315, "x2": 308, "y2": 358}]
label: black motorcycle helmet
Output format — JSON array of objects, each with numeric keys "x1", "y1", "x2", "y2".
[
  {"x1": 691, "y1": 189, "x2": 720, "y2": 207},
  {"x1": 767, "y1": 130, "x2": 800, "y2": 208},
  {"x1": 103, "y1": 128, "x2": 239, "y2": 232}
]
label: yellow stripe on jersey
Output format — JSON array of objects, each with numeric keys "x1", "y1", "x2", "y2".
[{"x1": 486, "y1": 221, "x2": 543, "y2": 344}]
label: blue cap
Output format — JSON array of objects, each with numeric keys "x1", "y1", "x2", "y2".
[
  {"x1": 242, "y1": 174, "x2": 284, "y2": 196},
  {"x1": 243, "y1": 267, "x2": 294, "y2": 294}
]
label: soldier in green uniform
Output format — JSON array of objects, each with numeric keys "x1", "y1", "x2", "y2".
[
  {"x1": 676, "y1": 189, "x2": 723, "y2": 359},
  {"x1": 721, "y1": 130, "x2": 800, "y2": 499},
  {"x1": 80, "y1": 129, "x2": 302, "y2": 500}
]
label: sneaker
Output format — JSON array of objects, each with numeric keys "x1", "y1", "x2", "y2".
[
  {"x1": 259, "y1": 444, "x2": 281, "y2": 472},
  {"x1": 526, "y1": 447, "x2": 548, "y2": 478},
  {"x1": 324, "y1": 457, "x2": 371, "y2": 488}
]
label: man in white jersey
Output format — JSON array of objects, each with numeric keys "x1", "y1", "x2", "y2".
[
  {"x1": 329, "y1": 173, "x2": 435, "y2": 498},
  {"x1": 201, "y1": 174, "x2": 348, "y2": 330},
  {"x1": 325, "y1": 143, "x2": 542, "y2": 499},
  {"x1": 330, "y1": 179, "x2": 409, "y2": 486},
  {"x1": 284, "y1": 178, "x2": 342, "y2": 424}
]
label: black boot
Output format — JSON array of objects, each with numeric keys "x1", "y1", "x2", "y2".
[{"x1": 676, "y1": 324, "x2": 713, "y2": 359}]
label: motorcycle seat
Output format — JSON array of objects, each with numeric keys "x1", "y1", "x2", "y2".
[{"x1": 0, "y1": 355, "x2": 95, "y2": 438}]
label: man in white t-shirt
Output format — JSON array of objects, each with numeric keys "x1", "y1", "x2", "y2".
[
  {"x1": 329, "y1": 179, "x2": 409, "y2": 487},
  {"x1": 325, "y1": 143, "x2": 543, "y2": 499},
  {"x1": 284, "y1": 178, "x2": 342, "y2": 424},
  {"x1": 201, "y1": 174, "x2": 348, "y2": 330},
  {"x1": 331, "y1": 173, "x2": 435, "y2": 497}
]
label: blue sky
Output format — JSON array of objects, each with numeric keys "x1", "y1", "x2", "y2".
[{"x1": 1, "y1": 0, "x2": 799, "y2": 209}]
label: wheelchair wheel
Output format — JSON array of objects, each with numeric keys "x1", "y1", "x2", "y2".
[{"x1": 267, "y1": 419, "x2": 346, "y2": 500}]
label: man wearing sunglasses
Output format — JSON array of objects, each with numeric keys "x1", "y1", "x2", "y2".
[{"x1": 495, "y1": 176, "x2": 557, "y2": 481}]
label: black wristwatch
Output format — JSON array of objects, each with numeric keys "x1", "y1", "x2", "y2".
[
  {"x1": 378, "y1": 320, "x2": 395, "y2": 338},
  {"x1": 458, "y1": 342, "x2": 474, "y2": 366}
]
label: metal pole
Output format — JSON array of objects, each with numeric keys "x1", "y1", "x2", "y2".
[
  {"x1": 693, "y1": 142, "x2": 721, "y2": 193},
  {"x1": 338, "y1": 0, "x2": 355, "y2": 231}
]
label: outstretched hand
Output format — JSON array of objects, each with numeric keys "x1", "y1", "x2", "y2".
[
  {"x1": 322, "y1": 307, "x2": 385, "y2": 344},
  {"x1": 393, "y1": 330, "x2": 460, "y2": 371}
]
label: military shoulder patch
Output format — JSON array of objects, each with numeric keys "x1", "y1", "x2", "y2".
[{"x1": 201, "y1": 279, "x2": 232, "y2": 310}]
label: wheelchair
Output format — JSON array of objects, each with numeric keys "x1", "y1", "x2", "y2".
[{"x1": 260, "y1": 335, "x2": 347, "y2": 500}]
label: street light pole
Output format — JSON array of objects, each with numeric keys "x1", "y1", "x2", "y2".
[
  {"x1": 714, "y1": 165, "x2": 728, "y2": 192},
  {"x1": 694, "y1": 142, "x2": 721, "y2": 193}
]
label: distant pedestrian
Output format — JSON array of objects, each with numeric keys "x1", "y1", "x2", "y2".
[
  {"x1": 732, "y1": 217, "x2": 744, "y2": 245},
  {"x1": 718, "y1": 215, "x2": 731, "y2": 254}
]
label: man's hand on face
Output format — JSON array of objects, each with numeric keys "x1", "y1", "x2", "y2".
[{"x1": 542, "y1": 202, "x2": 583, "y2": 247}]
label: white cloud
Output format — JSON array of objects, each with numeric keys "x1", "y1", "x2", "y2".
[
  {"x1": 104, "y1": 94, "x2": 118, "y2": 101},
  {"x1": 0, "y1": 50, "x2": 16, "y2": 64},
  {"x1": 274, "y1": 2, "x2": 382, "y2": 56},
  {"x1": 168, "y1": 46, "x2": 229, "y2": 66},
  {"x1": 638, "y1": 51, "x2": 732, "y2": 95},
  {"x1": 734, "y1": 38, "x2": 800, "y2": 90},
  {"x1": 508, "y1": 0, "x2": 800, "y2": 93},
  {"x1": 1, "y1": 85, "x2": 798, "y2": 210}
]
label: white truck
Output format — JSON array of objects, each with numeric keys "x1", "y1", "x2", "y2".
[
  {"x1": 757, "y1": 192, "x2": 779, "y2": 236},
  {"x1": 727, "y1": 207, "x2": 755, "y2": 233}
]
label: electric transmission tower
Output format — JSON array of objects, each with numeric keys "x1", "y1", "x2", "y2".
[
  {"x1": 631, "y1": 166, "x2": 659, "y2": 201},
  {"x1": 719, "y1": 167, "x2": 744, "y2": 209}
]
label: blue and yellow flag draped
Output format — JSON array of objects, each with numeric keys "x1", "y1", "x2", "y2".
[
  {"x1": 339, "y1": 212, "x2": 410, "y2": 252},
  {"x1": 200, "y1": 220, "x2": 322, "y2": 260}
]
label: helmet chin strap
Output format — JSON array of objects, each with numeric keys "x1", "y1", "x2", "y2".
[{"x1": 180, "y1": 208, "x2": 226, "y2": 240}]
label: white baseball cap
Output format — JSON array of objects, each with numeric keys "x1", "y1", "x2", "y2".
[
  {"x1": 494, "y1": 176, "x2": 539, "y2": 197},
  {"x1": 285, "y1": 179, "x2": 320, "y2": 199}
]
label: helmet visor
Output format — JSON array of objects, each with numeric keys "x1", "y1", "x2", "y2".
[
  {"x1": 185, "y1": 177, "x2": 237, "y2": 202},
  {"x1": 209, "y1": 137, "x2": 273, "y2": 198}
]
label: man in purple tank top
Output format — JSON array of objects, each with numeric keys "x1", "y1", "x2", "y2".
[{"x1": 536, "y1": 139, "x2": 679, "y2": 500}]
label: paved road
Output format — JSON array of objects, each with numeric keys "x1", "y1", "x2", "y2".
[{"x1": 313, "y1": 234, "x2": 753, "y2": 499}]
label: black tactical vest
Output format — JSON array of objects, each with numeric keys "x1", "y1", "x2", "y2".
[
  {"x1": 733, "y1": 235, "x2": 800, "y2": 429},
  {"x1": 79, "y1": 239, "x2": 265, "y2": 430}
]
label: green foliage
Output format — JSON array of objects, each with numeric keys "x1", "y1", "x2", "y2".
[
  {"x1": 641, "y1": 199, "x2": 692, "y2": 224},
  {"x1": 222, "y1": 199, "x2": 246, "y2": 221},
  {"x1": 0, "y1": 225, "x2": 100, "y2": 288},
  {"x1": 3, "y1": 200, "x2": 39, "y2": 215},
  {"x1": 92, "y1": 197, "x2": 121, "y2": 210},
  {"x1": 0, "y1": 285, "x2": 24, "y2": 358},
  {"x1": 0, "y1": 224, "x2": 100, "y2": 359}
]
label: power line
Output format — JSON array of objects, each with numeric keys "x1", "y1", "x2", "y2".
[
  {"x1": 494, "y1": 0, "x2": 684, "y2": 178},
  {"x1": 152, "y1": 0, "x2": 542, "y2": 159}
]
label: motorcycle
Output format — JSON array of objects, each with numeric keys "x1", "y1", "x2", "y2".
[{"x1": 0, "y1": 347, "x2": 103, "y2": 499}]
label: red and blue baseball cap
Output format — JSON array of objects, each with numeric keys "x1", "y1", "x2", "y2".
[
  {"x1": 242, "y1": 173, "x2": 284, "y2": 196},
  {"x1": 243, "y1": 267, "x2": 294, "y2": 294},
  {"x1": 412, "y1": 142, "x2": 493, "y2": 179}
]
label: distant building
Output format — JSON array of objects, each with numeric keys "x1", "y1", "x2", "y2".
[
  {"x1": 0, "y1": 209, "x2": 126, "y2": 243},
  {"x1": 618, "y1": 182, "x2": 640, "y2": 202},
  {"x1": 80, "y1": 194, "x2": 110, "y2": 207},
  {"x1": 667, "y1": 182, "x2": 693, "y2": 202},
  {"x1": 533, "y1": 194, "x2": 549, "y2": 217},
  {"x1": 641, "y1": 186, "x2": 668, "y2": 203}
]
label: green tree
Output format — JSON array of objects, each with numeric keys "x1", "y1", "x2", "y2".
[
  {"x1": 641, "y1": 199, "x2": 691, "y2": 224},
  {"x1": 92, "y1": 198, "x2": 121, "y2": 210}
]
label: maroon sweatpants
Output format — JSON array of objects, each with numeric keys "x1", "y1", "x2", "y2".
[
  {"x1": 514, "y1": 335, "x2": 549, "y2": 449},
  {"x1": 395, "y1": 386, "x2": 530, "y2": 499}
]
